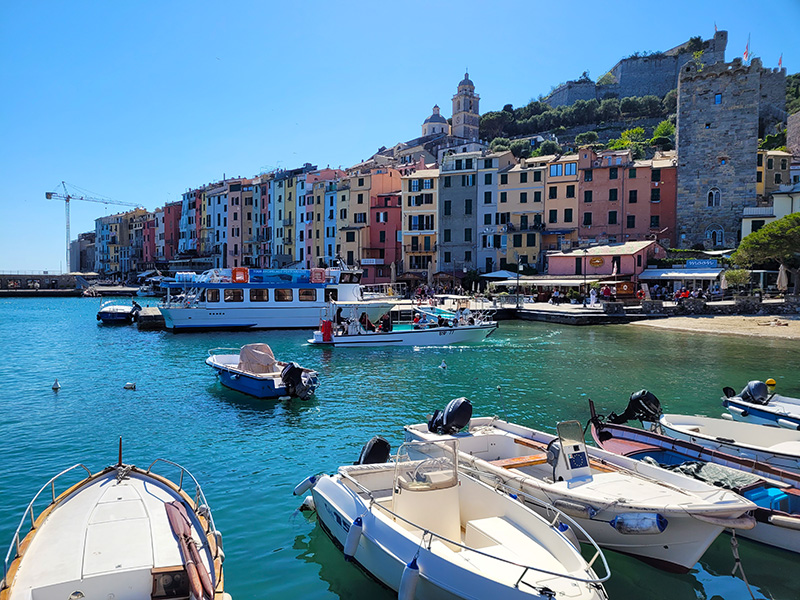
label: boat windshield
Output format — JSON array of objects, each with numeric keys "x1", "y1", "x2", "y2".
[{"x1": 393, "y1": 440, "x2": 458, "y2": 492}]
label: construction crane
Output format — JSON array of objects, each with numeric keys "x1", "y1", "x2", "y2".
[{"x1": 46, "y1": 181, "x2": 141, "y2": 271}]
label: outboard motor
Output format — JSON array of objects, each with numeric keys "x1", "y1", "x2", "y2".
[
  {"x1": 427, "y1": 397, "x2": 473, "y2": 435},
  {"x1": 354, "y1": 436, "x2": 391, "y2": 465},
  {"x1": 607, "y1": 390, "x2": 662, "y2": 424},
  {"x1": 740, "y1": 380, "x2": 769, "y2": 405},
  {"x1": 281, "y1": 362, "x2": 305, "y2": 398}
]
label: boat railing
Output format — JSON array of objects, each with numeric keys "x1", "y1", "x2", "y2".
[
  {"x1": 207, "y1": 347, "x2": 242, "y2": 357},
  {"x1": 145, "y1": 458, "x2": 224, "y2": 560},
  {"x1": 2, "y1": 463, "x2": 93, "y2": 589},
  {"x1": 339, "y1": 469, "x2": 610, "y2": 586}
]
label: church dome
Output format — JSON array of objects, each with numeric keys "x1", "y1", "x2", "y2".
[
  {"x1": 423, "y1": 105, "x2": 447, "y2": 124},
  {"x1": 458, "y1": 72, "x2": 474, "y2": 88}
]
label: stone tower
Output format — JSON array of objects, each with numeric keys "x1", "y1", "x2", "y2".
[
  {"x1": 676, "y1": 57, "x2": 786, "y2": 249},
  {"x1": 452, "y1": 73, "x2": 480, "y2": 140},
  {"x1": 422, "y1": 105, "x2": 449, "y2": 137}
]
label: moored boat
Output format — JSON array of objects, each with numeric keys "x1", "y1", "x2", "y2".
[
  {"x1": 96, "y1": 299, "x2": 142, "y2": 324},
  {"x1": 298, "y1": 439, "x2": 610, "y2": 600},
  {"x1": 160, "y1": 266, "x2": 395, "y2": 331},
  {"x1": 206, "y1": 343, "x2": 318, "y2": 400},
  {"x1": 308, "y1": 307, "x2": 497, "y2": 347},
  {"x1": 589, "y1": 398, "x2": 800, "y2": 553},
  {"x1": 722, "y1": 380, "x2": 800, "y2": 430},
  {"x1": 1, "y1": 443, "x2": 228, "y2": 600},
  {"x1": 405, "y1": 401, "x2": 755, "y2": 573}
]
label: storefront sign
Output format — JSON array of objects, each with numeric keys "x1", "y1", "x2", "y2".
[
  {"x1": 589, "y1": 257, "x2": 605, "y2": 268},
  {"x1": 686, "y1": 259, "x2": 718, "y2": 268}
]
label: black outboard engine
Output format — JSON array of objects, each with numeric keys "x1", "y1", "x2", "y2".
[
  {"x1": 607, "y1": 390, "x2": 662, "y2": 424},
  {"x1": 428, "y1": 397, "x2": 473, "y2": 435},
  {"x1": 740, "y1": 380, "x2": 769, "y2": 405},
  {"x1": 354, "y1": 436, "x2": 391, "y2": 465},
  {"x1": 281, "y1": 362, "x2": 305, "y2": 398}
]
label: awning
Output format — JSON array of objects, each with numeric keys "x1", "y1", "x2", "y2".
[
  {"x1": 638, "y1": 268, "x2": 723, "y2": 280},
  {"x1": 481, "y1": 270, "x2": 520, "y2": 279},
  {"x1": 489, "y1": 278, "x2": 599, "y2": 287}
]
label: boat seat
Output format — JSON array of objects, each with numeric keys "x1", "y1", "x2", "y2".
[{"x1": 490, "y1": 453, "x2": 548, "y2": 469}]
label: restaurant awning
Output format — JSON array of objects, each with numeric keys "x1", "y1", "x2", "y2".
[
  {"x1": 638, "y1": 268, "x2": 723, "y2": 280},
  {"x1": 489, "y1": 278, "x2": 599, "y2": 287},
  {"x1": 480, "y1": 270, "x2": 520, "y2": 279}
]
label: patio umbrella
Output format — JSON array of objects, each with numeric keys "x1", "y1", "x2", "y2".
[
  {"x1": 390, "y1": 261, "x2": 396, "y2": 284},
  {"x1": 427, "y1": 267, "x2": 433, "y2": 288},
  {"x1": 720, "y1": 271, "x2": 728, "y2": 290},
  {"x1": 777, "y1": 264, "x2": 789, "y2": 291}
]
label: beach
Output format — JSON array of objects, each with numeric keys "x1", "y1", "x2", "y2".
[{"x1": 632, "y1": 314, "x2": 800, "y2": 339}]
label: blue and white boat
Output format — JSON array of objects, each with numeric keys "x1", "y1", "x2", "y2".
[
  {"x1": 206, "y1": 343, "x2": 318, "y2": 400},
  {"x1": 96, "y1": 299, "x2": 142, "y2": 324},
  {"x1": 723, "y1": 380, "x2": 800, "y2": 430},
  {"x1": 160, "y1": 266, "x2": 395, "y2": 331}
]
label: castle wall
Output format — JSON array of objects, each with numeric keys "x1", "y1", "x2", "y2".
[
  {"x1": 546, "y1": 80, "x2": 597, "y2": 108},
  {"x1": 788, "y1": 112, "x2": 800, "y2": 159},
  {"x1": 676, "y1": 59, "x2": 761, "y2": 249}
]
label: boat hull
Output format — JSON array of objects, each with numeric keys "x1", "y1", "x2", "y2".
[
  {"x1": 205, "y1": 354, "x2": 318, "y2": 400},
  {"x1": 723, "y1": 397, "x2": 800, "y2": 430},
  {"x1": 308, "y1": 323, "x2": 497, "y2": 347},
  {"x1": 405, "y1": 417, "x2": 753, "y2": 573}
]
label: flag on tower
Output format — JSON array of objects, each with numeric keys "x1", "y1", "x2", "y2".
[
  {"x1": 743, "y1": 41, "x2": 749, "y2": 62},
  {"x1": 714, "y1": 22, "x2": 717, "y2": 32},
  {"x1": 778, "y1": 54, "x2": 783, "y2": 68}
]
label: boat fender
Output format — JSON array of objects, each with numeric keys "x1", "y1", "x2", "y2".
[
  {"x1": 293, "y1": 475, "x2": 318, "y2": 496},
  {"x1": 552, "y1": 499, "x2": 598, "y2": 520},
  {"x1": 726, "y1": 404, "x2": 748, "y2": 417},
  {"x1": 213, "y1": 529, "x2": 223, "y2": 549},
  {"x1": 217, "y1": 547, "x2": 225, "y2": 564},
  {"x1": 768, "y1": 514, "x2": 800, "y2": 531},
  {"x1": 609, "y1": 513, "x2": 668, "y2": 535},
  {"x1": 398, "y1": 557, "x2": 420, "y2": 600},
  {"x1": 557, "y1": 521, "x2": 581, "y2": 550},
  {"x1": 300, "y1": 495, "x2": 316, "y2": 512},
  {"x1": 776, "y1": 418, "x2": 800, "y2": 431},
  {"x1": 123, "y1": 382, "x2": 136, "y2": 390},
  {"x1": 343, "y1": 516, "x2": 362, "y2": 561}
]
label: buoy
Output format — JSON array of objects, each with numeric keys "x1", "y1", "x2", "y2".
[
  {"x1": 343, "y1": 516, "x2": 362, "y2": 561},
  {"x1": 52, "y1": 378, "x2": 61, "y2": 391},
  {"x1": 293, "y1": 475, "x2": 318, "y2": 496},
  {"x1": 123, "y1": 382, "x2": 136, "y2": 390},
  {"x1": 300, "y1": 495, "x2": 316, "y2": 512},
  {"x1": 398, "y1": 557, "x2": 420, "y2": 600}
]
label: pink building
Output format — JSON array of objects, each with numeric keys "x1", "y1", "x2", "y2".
[
  {"x1": 363, "y1": 192, "x2": 403, "y2": 284},
  {"x1": 163, "y1": 201, "x2": 182, "y2": 262},
  {"x1": 546, "y1": 240, "x2": 664, "y2": 282},
  {"x1": 142, "y1": 216, "x2": 156, "y2": 265}
]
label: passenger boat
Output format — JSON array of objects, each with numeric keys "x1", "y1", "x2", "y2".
[
  {"x1": 405, "y1": 400, "x2": 755, "y2": 573},
  {"x1": 589, "y1": 399, "x2": 800, "y2": 553},
  {"x1": 611, "y1": 388, "x2": 800, "y2": 475},
  {"x1": 722, "y1": 380, "x2": 800, "y2": 430},
  {"x1": 160, "y1": 266, "x2": 395, "y2": 331},
  {"x1": 1, "y1": 443, "x2": 228, "y2": 600},
  {"x1": 308, "y1": 308, "x2": 497, "y2": 347},
  {"x1": 297, "y1": 439, "x2": 610, "y2": 600},
  {"x1": 206, "y1": 344, "x2": 318, "y2": 400},
  {"x1": 96, "y1": 299, "x2": 142, "y2": 324}
]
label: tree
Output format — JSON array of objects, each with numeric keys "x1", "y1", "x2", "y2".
[
  {"x1": 619, "y1": 97, "x2": 641, "y2": 116},
  {"x1": 489, "y1": 137, "x2": 511, "y2": 152},
  {"x1": 598, "y1": 98, "x2": 620, "y2": 122},
  {"x1": 509, "y1": 139, "x2": 532, "y2": 159},
  {"x1": 722, "y1": 269, "x2": 751, "y2": 292},
  {"x1": 607, "y1": 127, "x2": 647, "y2": 158},
  {"x1": 575, "y1": 131, "x2": 599, "y2": 145},
  {"x1": 480, "y1": 111, "x2": 513, "y2": 140},
  {"x1": 641, "y1": 95, "x2": 663, "y2": 117},
  {"x1": 597, "y1": 72, "x2": 616, "y2": 86},
  {"x1": 662, "y1": 89, "x2": 678, "y2": 114},
  {"x1": 650, "y1": 119, "x2": 675, "y2": 150},
  {"x1": 731, "y1": 213, "x2": 800, "y2": 294},
  {"x1": 535, "y1": 140, "x2": 562, "y2": 156}
]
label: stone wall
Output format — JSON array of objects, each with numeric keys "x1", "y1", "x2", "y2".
[
  {"x1": 676, "y1": 59, "x2": 764, "y2": 249},
  {"x1": 546, "y1": 80, "x2": 598, "y2": 108},
  {"x1": 789, "y1": 112, "x2": 800, "y2": 159}
]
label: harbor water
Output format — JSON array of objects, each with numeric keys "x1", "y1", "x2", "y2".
[{"x1": 1, "y1": 297, "x2": 798, "y2": 599}]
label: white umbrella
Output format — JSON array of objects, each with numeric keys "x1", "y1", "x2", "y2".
[
  {"x1": 427, "y1": 267, "x2": 433, "y2": 288},
  {"x1": 777, "y1": 264, "x2": 788, "y2": 291},
  {"x1": 720, "y1": 272, "x2": 728, "y2": 290},
  {"x1": 390, "y1": 261, "x2": 396, "y2": 285}
]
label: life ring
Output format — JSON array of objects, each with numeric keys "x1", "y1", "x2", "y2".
[
  {"x1": 232, "y1": 267, "x2": 249, "y2": 284},
  {"x1": 636, "y1": 290, "x2": 645, "y2": 300}
]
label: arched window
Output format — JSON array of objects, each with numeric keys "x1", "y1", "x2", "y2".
[
  {"x1": 707, "y1": 187, "x2": 721, "y2": 207},
  {"x1": 705, "y1": 225, "x2": 724, "y2": 247}
]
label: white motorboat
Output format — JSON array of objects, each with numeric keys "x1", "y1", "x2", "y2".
[
  {"x1": 308, "y1": 308, "x2": 497, "y2": 347},
  {"x1": 206, "y1": 343, "x2": 318, "y2": 400},
  {"x1": 299, "y1": 439, "x2": 610, "y2": 600},
  {"x1": 405, "y1": 402, "x2": 755, "y2": 574},
  {"x1": 96, "y1": 299, "x2": 142, "y2": 324},
  {"x1": 160, "y1": 265, "x2": 394, "y2": 331},
  {"x1": 1, "y1": 444, "x2": 228, "y2": 600},
  {"x1": 722, "y1": 380, "x2": 800, "y2": 430},
  {"x1": 606, "y1": 388, "x2": 800, "y2": 474}
]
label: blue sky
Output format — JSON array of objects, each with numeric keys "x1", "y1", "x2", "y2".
[{"x1": 1, "y1": 0, "x2": 798, "y2": 272}]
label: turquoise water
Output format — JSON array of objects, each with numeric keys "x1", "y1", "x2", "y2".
[{"x1": 1, "y1": 298, "x2": 798, "y2": 599}]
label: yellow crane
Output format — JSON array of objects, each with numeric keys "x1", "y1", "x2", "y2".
[{"x1": 46, "y1": 181, "x2": 141, "y2": 270}]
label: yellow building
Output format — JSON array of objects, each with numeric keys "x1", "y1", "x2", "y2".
[
  {"x1": 542, "y1": 153, "x2": 580, "y2": 255},
  {"x1": 401, "y1": 168, "x2": 440, "y2": 278},
  {"x1": 496, "y1": 156, "x2": 548, "y2": 269},
  {"x1": 757, "y1": 150, "x2": 792, "y2": 200}
]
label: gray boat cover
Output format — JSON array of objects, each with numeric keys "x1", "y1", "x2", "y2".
[
  {"x1": 237, "y1": 344, "x2": 279, "y2": 374},
  {"x1": 641, "y1": 456, "x2": 762, "y2": 490}
]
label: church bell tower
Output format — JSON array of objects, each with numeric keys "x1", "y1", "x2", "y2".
[{"x1": 451, "y1": 72, "x2": 480, "y2": 140}]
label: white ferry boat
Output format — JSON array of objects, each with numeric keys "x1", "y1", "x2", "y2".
[{"x1": 160, "y1": 266, "x2": 395, "y2": 331}]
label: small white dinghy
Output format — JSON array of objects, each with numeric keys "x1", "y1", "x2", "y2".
[
  {"x1": 298, "y1": 439, "x2": 610, "y2": 600},
  {"x1": 722, "y1": 380, "x2": 800, "y2": 430},
  {"x1": 1, "y1": 442, "x2": 229, "y2": 600}
]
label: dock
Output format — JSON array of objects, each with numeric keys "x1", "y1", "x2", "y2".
[{"x1": 136, "y1": 306, "x2": 166, "y2": 330}]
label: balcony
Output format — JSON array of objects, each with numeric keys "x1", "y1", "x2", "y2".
[
  {"x1": 403, "y1": 243, "x2": 437, "y2": 253},
  {"x1": 283, "y1": 237, "x2": 293, "y2": 245},
  {"x1": 283, "y1": 217, "x2": 293, "y2": 226},
  {"x1": 742, "y1": 206, "x2": 775, "y2": 217}
]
